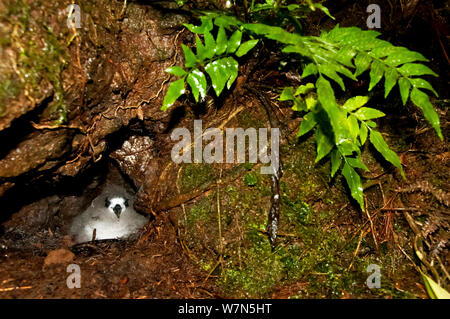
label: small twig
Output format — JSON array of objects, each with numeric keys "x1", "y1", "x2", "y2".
[
  {"x1": 413, "y1": 234, "x2": 441, "y2": 284},
  {"x1": 436, "y1": 255, "x2": 450, "y2": 282},
  {"x1": 397, "y1": 243, "x2": 421, "y2": 273},
  {"x1": 347, "y1": 229, "x2": 366, "y2": 271},
  {"x1": 203, "y1": 257, "x2": 222, "y2": 284},
  {"x1": 365, "y1": 197, "x2": 379, "y2": 251},
  {"x1": 31, "y1": 122, "x2": 86, "y2": 133},
  {"x1": 176, "y1": 166, "x2": 188, "y2": 226},
  {"x1": 380, "y1": 207, "x2": 420, "y2": 211},
  {"x1": 0, "y1": 286, "x2": 32, "y2": 292},
  {"x1": 216, "y1": 168, "x2": 224, "y2": 273},
  {"x1": 120, "y1": 0, "x2": 127, "y2": 18}
]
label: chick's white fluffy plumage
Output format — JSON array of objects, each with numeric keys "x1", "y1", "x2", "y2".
[{"x1": 69, "y1": 185, "x2": 147, "y2": 243}]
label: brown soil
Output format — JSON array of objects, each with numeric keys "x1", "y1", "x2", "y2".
[{"x1": 0, "y1": 214, "x2": 215, "y2": 298}]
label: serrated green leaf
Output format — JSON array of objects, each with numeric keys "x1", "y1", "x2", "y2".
[
  {"x1": 343, "y1": 96, "x2": 369, "y2": 112},
  {"x1": 295, "y1": 83, "x2": 315, "y2": 95},
  {"x1": 347, "y1": 157, "x2": 369, "y2": 171},
  {"x1": 243, "y1": 23, "x2": 301, "y2": 45},
  {"x1": 281, "y1": 44, "x2": 311, "y2": 56},
  {"x1": 280, "y1": 87, "x2": 295, "y2": 101},
  {"x1": 166, "y1": 66, "x2": 186, "y2": 77},
  {"x1": 292, "y1": 97, "x2": 306, "y2": 112},
  {"x1": 227, "y1": 30, "x2": 242, "y2": 54},
  {"x1": 203, "y1": 30, "x2": 216, "y2": 59},
  {"x1": 187, "y1": 69, "x2": 207, "y2": 102},
  {"x1": 383, "y1": 49, "x2": 428, "y2": 67},
  {"x1": 216, "y1": 27, "x2": 228, "y2": 55},
  {"x1": 183, "y1": 16, "x2": 213, "y2": 34},
  {"x1": 302, "y1": 63, "x2": 318, "y2": 78},
  {"x1": 409, "y1": 78, "x2": 438, "y2": 97},
  {"x1": 162, "y1": 78, "x2": 185, "y2": 110},
  {"x1": 195, "y1": 36, "x2": 206, "y2": 61},
  {"x1": 410, "y1": 88, "x2": 443, "y2": 140},
  {"x1": 371, "y1": 44, "x2": 401, "y2": 59},
  {"x1": 384, "y1": 68, "x2": 399, "y2": 98},
  {"x1": 236, "y1": 39, "x2": 259, "y2": 57},
  {"x1": 348, "y1": 114, "x2": 359, "y2": 142},
  {"x1": 369, "y1": 60, "x2": 385, "y2": 91},
  {"x1": 224, "y1": 57, "x2": 239, "y2": 89},
  {"x1": 325, "y1": 26, "x2": 382, "y2": 47},
  {"x1": 204, "y1": 57, "x2": 238, "y2": 96},
  {"x1": 287, "y1": 4, "x2": 300, "y2": 11},
  {"x1": 202, "y1": 16, "x2": 214, "y2": 32},
  {"x1": 366, "y1": 120, "x2": 377, "y2": 128},
  {"x1": 214, "y1": 15, "x2": 242, "y2": 29},
  {"x1": 297, "y1": 112, "x2": 316, "y2": 137},
  {"x1": 182, "y1": 44, "x2": 197, "y2": 68},
  {"x1": 313, "y1": 3, "x2": 335, "y2": 20},
  {"x1": 305, "y1": 94, "x2": 318, "y2": 110},
  {"x1": 283, "y1": 44, "x2": 310, "y2": 56},
  {"x1": 398, "y1": 63, "x2": 438, "y2": 77},
  {"x1": 354, "y1": 107, "x2": 385, "y2": 120},
  {"x1": 315, "y1": 127, "x2": 334, "y2": 162},
  {"x1": 398, "y1": 77, "x2": 411, "y2": 105},
  {"x1": 330, "y1": 149, "x2": 342, "y2": 177},
  {"x1": 316, "y1": 77, "x2": 349, "y2": 144},
  {"x1": 205, "y1": 59, "x2": 229, "y2": 96},
  {"x1": 360, "y1": 123, "x2": 368, "y2": 145},
  {"x1": 319, "y1": 64, "x2": 345, "y2": 91},
  {"x1": 253, "y1": 2, "x2": 273, "y2": 12},
  {"x1": 342, "y1": 162, "x2": 364, "y2": 209},
  {"x1": 334, "y1": 62, "x2": 357, "y2": 81},
  {"x1": 338, "y1": 140, "x2": 360, "y2": 156},
  {"x1": 369, "y1": 130, "x2": 405, "y2": 178},
  {"x1": 183, "y1": 23, "x2": 201, "y2": 34},
  {"x1": 336, "y1": 46, "x2": 356, "y2": 68},
  {"x1": 289, "y1": 98, "x2": 305, "y2": 111},
  {"x1": 354, "y1": 53, "x2": 372, "y2": 77}
]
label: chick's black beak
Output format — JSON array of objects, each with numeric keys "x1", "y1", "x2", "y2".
[{"x1": 113, "y1": 204, "x2": 122, "y2": 219}]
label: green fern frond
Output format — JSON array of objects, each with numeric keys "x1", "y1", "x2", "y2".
[
  {"x1": 245, "y1": 24, "x2": 442, "y2": 140},
  {"x1": 162, "y1": 21, "x2": 258, "y2": 110},
  {"x1": 321, "y1": 26, "x2": 442, "y2": 139},
  {"x1": 162, "y1": 13, "x2": 442, "y2": 210},
  {"x1": 281, "y1": 80, "x2": 405, "y2": 209}
]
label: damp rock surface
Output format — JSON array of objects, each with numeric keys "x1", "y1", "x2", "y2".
[{"x1": 0, "y1": 0, "x2": 182, "y2": 194}]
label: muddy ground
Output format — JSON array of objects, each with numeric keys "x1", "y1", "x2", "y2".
[{"x1": 0, "y1": 0, "x2": 448, "y2": 298}]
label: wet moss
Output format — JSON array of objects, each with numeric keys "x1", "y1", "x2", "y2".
[
  {"x1": 19, "y1": 28, "x2": 68, "y2": 123},
  {"x1": 1, "y1": 0, "x2": 68, "y2": 123},
  {"x1": 238, "y1": 112, "x2": 265, "y2": 129},
  {"x1": 243, "y1": 172, "x2": 258, "y2": 187},
  {"x1": 182, "y1": 157, "x2": 421, "y2": 298},
  {"x1": 180, "y1": 134, "x2": 421, "y2": 298},
  {"x1": 217, "y1": 208, "x2": 359, "y2": 298},
  {"x1": 0, "y1": 78, "x2": 22, "y2": 115},
  {"x1": 180, "y1": 163, "x2": 216, "y2": 193},
  {"x1": 282, "y1": 194, "x2": 311, "y2": 225},
  {"x1": 186, "y1": 196, "x2": 215, "y2": 227}
]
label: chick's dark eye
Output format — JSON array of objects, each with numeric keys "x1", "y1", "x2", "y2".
[
  {"x1": 124, "y1": 199, "x2": 129, "y2": 207},
  {"x1": 105, "y1": 197, "x2": 111, "y2": 207}
]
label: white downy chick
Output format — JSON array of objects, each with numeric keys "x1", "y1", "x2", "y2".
[{"x1": 69, "y1": 184, "x2": 147, "y2": 243}]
